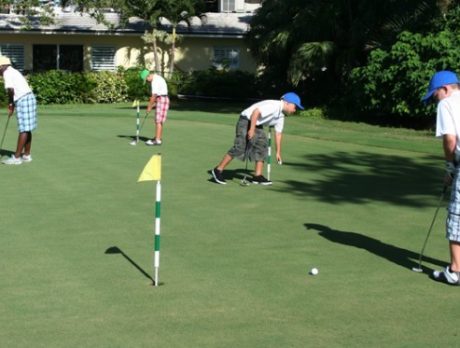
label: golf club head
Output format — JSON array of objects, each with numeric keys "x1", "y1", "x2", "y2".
[
  {"x1": 129, "y1": 140, "x2": 138, "y2": 146},
  {"x1": 411, "y1": 267, "x2": 423, "y2": 273},
  {"x1": 240, "y1": 175, "x2": 251, "y2": 186}
]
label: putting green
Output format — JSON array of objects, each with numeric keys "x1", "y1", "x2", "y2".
[{"x1": 1, "y1": 103, "x2": 455, "y2": 347}]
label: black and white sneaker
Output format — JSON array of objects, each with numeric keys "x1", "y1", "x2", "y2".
[
  {"x1": 146, "y1": 138, "x2": 162, "y2": 146},
  {"x1": 211, "y1": 167, "x2": 226, "y2": 185},
  {"x1": 432, "y1": 266, "x2": 460, "y2": 285},
  {"x1": 251, "y1": 175, "x2": 272, "y2": 185}
]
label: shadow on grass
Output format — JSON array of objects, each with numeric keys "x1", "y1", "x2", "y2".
[
  {"x1": 117, "y1": 135, "x2": 150, "y2": 143},
  {"x1": 0, "y1": 149, "x2": 14, "y2": 157},
  {"x1": 305, "y1": 223, "x2": 445, "y2": 274},
  {"x1": 105, "y1": 246, "x2": 156, "y2": 285},
  {"x1": 279, "y1": 151, "x2": 444, "y2": 208}
]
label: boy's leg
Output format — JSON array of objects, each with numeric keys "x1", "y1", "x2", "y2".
[
  {"x1": 14, "y1": 132, "x2": 29, "y2": 158},
  {"x1": 217, "y1": 154, "x2": 233, "y2": 171},
  {"x1": 155, "y1": 122, "x2": 163, "y2": 141},
  {"x1": 450, "y1": 241, "x2": 460, "y2": 272},
  {"x1": 254, "y1": 160, "x2": 264, "y2": 176}
]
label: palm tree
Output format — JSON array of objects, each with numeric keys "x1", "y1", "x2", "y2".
[
  {"x1": 247, "y1": 0, "x2": 442, "y2": 89},
  {"x1": 159, "y1": 0, "x2": 203, "y2": 76}
]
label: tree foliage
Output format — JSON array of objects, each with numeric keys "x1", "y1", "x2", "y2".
[{"x1": 247, "y1": 0, "x2": 441, "y2": 100}]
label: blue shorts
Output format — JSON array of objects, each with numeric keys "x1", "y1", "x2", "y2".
[
  {"x1": 447, "y1": 167, "x2": 460, "y2": 242},
  {"x1": 16, "y1": 93, "x2": 37, "y2": 132}
]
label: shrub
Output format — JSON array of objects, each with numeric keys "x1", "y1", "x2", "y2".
[
  {"x1": 28, "y1": 70, "x2": 94, "y2": 104},
  {"x1": 179, "y1": 68, "x2": 259, "y2": 99},
  {"x1": 86, "y1": 71, "x2": 129, "y2": 103},
  {"x1": 349, "y1": 30, "x2": 460, "y2": 118},
  {"x1": 120, "y1": 67, "x2": 150, "y2": 101}
]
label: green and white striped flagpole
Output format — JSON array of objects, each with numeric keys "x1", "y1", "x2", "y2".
[
  {"x1": 138, "y1": 153, "x2": 162, "y2": 287},
  {"x1": 267, "y1": 126, "x2": 272, "y2": 180},
  {"x1": 135, "y1": 101, "x2": 140, "y2": 143},
  {"x1": 154, "y1": 179, "x2": 161, "y2": 286}
]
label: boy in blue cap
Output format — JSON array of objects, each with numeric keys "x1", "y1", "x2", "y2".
[
  {"x1": 423, "y1": 70, "x2": 460, "y2": 285},
  {"x1": 210, "y1": 92, "x2": 304, "y2": 185}
]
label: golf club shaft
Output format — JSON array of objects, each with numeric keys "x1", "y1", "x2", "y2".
[
  {"x1": 415, "y1": 186, "x2": 447, "y2": 268},
  {"x1": 139, "y1": 112, "x2": 149, "y2": 134},
  {"x1": 0, "y1": 116, "x2": 11, "y2": 150},
  {"x1": 267, "y1": 127, "x2": 272, "y2": 180}
]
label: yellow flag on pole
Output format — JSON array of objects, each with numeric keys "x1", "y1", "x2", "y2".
[
  {"x1": 132, "y1": 99, "x2": 140, "y2": 108},
  {"x1": 138, "y1": 154, "x2": 161, "y2": 182}
]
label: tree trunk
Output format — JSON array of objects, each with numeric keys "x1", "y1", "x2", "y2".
[
  {"x1": 169, "y1": 25, "x2": 176, "y2": 77},
  {"x1": 152, "y1": 29, "x2": 161, "y2": 73}
]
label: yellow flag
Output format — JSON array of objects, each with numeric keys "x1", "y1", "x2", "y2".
[
  {"x1": 138, "y1": 154, "x2": 161, "y2": 182},
  {"x1": 131, "y1": 99, "x2": 139, "y2": 108}
]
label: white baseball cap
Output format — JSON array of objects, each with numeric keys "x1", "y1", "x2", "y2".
[{"x1": 0, "y1": 56, "x2": 11, "y2": 66}]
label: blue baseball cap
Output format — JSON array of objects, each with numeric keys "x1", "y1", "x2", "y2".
[
  {"x1": 281, "y1": 92, "x2": 304, "y2": 110},
  {"x1": 422, "y1": 70, "x2": 460, "y2": 102}
]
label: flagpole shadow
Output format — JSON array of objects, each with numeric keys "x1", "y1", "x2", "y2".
[
  {"x1": 304, "y1": 223, "x2": 446, "y2": 274},
  {"x1": 105, "y1": 246, "x2": 155, "y2": 285}
]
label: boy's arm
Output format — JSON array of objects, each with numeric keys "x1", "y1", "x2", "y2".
[
  {"x1": 7, "y1": 88, "x2": 14, "y2": 116},
  {"x1": 275, "y1": 131, "x2": 282, "y2": 163},
  {"x1": 444, "y1": 134, "x2": 457, "y2": 185},
  {"x1": 146, "y1": 94, "x2": 157, "y2": 113},
  {"x1": 247, "y1": 108, "x2": 261, "y2": 140}
]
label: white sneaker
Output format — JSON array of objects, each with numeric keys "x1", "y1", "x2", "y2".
[
  {"x1": 22, "y1": 154, "x2": 32, "y2": 162},
  {"x1": 145, "y1": 138, "x2": 162, "y2": 146},
  {"x1": 432, "y1": 266, "x2": 460, "y2": 285},
  {"x1": 2, "y1": 155, "x2": 22, "y2": 165}
]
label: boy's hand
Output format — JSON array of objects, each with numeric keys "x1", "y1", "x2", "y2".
[{"x1": 7, "y1": 104, "x2": 14, "y2": 117}]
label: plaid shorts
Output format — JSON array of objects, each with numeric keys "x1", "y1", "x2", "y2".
[
  {"x1": 227, "y1": 117, "x2": 268, "y2": 161},
  {"x1": 155, "y1": 96, "x2": 169, "y2": 123},
  {"x1": 16, "y1": 93, "x2": 37, "y2": 132},
  {"x1": 447, "y1": 167, "x2": 460, "y2": 242}
]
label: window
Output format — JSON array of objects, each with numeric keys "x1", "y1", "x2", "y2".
[
  {"x1": 33, "y1": 44, "x2": 83, "y2": 72},
  {"x1": 91, "y1": 46, "x2": 115, "y2": 71},
  {"x1": 0, "y1": 44, "x2": 24, "y2": 71},
  {"x1": 219, "y1": 0, "x2": 245, "y2": 12},
  {"x1": 213, "y1": 47, "x2": 240, "y2": 70}
]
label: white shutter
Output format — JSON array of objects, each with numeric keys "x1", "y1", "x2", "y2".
[
  {"x1": 91, "y1": 46, "x2": 115, "y2": 71},
  {"x1": 0, "y1": 44, "x2": 24, "y2": 71}
]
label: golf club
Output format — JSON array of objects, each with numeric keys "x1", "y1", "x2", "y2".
[
  {"x1": 267, "y1": 127, "x2": 272, "y2": 180},
  {"x1": 0, "y1": 115, "x2": 11, "y2": 157},
  {"x1": 240, "y1": 140, "x2": 252, "y2": 186},
  {"x1": 130, "y1": 112, "x2": 149, "y2": 146},
  {"x1": 412, "y1": 185, "x2": 448, "y2": 273}
]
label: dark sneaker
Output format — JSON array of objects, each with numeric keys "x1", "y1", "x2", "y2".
[
  {"x1": 251, "y1": 175, "x2": 272, "y2": 185},
  {"x1": 211, "y1": 167, "x2": 226, "y2": 185},
  {"x1": 432, "y1": 266, "x2": 460, "y2": 285}
]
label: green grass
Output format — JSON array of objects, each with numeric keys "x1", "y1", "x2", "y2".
[{"x1": 0, "y1": 102, "x2": 455, "y2": 347}]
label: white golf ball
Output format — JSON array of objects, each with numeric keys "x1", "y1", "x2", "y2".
[{"x1": 310, "y1": 267, "x2": 319, "y2": 276}]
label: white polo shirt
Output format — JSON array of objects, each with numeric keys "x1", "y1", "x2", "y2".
[
  {"x1": 3, "y1": 66, "x2": 32, "y2": 101},
  {"x1": 150, "y1": 74, "x2": 168, "y2": 96},
  {"x1": 436, "y1": 90, "x2": 460, "y2": 155},
  {"x1": 241, "y1": 100, "x2": 285, "y2": 133}
]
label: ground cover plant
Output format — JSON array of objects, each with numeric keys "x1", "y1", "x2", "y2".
[{"x1": 0, "y1": 101, "x2": 457, "y2": 347}]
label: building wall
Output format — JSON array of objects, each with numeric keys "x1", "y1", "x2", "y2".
[{"x1": 0, "y1": 32, "x2": 257, "y2": 74}]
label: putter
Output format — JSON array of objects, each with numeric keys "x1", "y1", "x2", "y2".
[
  {"x1": 412, "y1": 186, "x2": 448, "y2": 273},
  {"x1": 0, "y1": 115, "x2": 11, "y2": 157},
  {"x1": 130, "y1": 112, "x2": 150, "y2": 145},
  {"x1": 240, "y1": 140, "x2": 252, "y2": 186}
]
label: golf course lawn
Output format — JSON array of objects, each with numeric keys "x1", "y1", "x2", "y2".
[{"x1": 1, "y1": 102, "x2": 456, "y2": 347}]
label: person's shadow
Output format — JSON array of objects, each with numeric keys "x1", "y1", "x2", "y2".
[{"x1": 305, "y1": 223, "x2": 446, "y2": 274}]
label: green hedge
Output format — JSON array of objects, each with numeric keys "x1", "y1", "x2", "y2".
[{"x1": 0, "y1": 68, "x2": 260, "y2": 106}]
